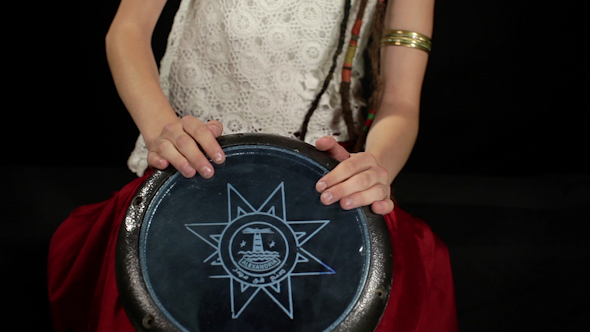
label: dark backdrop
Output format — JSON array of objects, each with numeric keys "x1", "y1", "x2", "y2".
[
  {"x1": 5, "y1": 0, "x2": 588, "y2": 175},
  {"x1": 3, "y1": 1, "x2": 589, "y2": 331}
]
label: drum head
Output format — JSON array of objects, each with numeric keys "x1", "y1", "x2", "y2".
[{"x1": 116, "y1": 134, "x2": 392, "y2": 332}]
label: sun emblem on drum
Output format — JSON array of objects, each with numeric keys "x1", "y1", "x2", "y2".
[{"x1": 185, "y1": 182, "x2": 334, "y2": 319}]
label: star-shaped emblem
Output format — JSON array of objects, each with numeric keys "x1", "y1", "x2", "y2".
[{"x1": 185, "y1": 182, "x2": 335, "y2": 319}]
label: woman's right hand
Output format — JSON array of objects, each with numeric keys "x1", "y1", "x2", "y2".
[
  {"x1": 106, "y1": 1, "x2": 224, "y2": 179},
  {"x1": 147, "y1": 116, "x2": 226, "y2": 178}
]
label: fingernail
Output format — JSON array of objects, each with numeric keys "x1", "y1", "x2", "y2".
[
  {"x1": 342, "y1": 197, "x2": 353, "y2": 208},
  {"x1": 157, "y1": 159, "x2": 167, "y2": 169},
  {"x1": 183, "y1": 164, "x2": 195, "y2": 175},
  {"x1": 213, "y1": 123, "x2": 223, "y2": 136},
  {"x1": 200, "y1": 166, "x2": 213, "y2": 178},
  {"x1": 213, "y1": 152, "x2": 224, "y2": 164},
  {"x1": 321, "y1": 191, "x2": 333, "y2": 204},
  {"x1": 317, "y1": 181, "x2": 327, "y2": 192}
]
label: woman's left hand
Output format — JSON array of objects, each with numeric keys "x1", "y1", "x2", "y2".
[{"x1": 314, "y1": 136, "x2": 394, "y2": 215}]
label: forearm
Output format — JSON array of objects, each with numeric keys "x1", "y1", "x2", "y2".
[
  {"x1": 365, "y1": 0, "x2": 434, "y2": 183},
  {"x1": 105, "y1": 0, "x2": 175, "y2": 149},
  {"x1": 365, "y1": 100, "x2": 419, "y2": 184}
]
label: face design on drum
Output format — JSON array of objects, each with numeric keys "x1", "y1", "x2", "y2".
[{"x1": 186, "y1": 182, "x2": 335, "y2": 319}]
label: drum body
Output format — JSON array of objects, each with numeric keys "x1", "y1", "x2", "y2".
[{"x1": 116, "y1": 134, "x2": 392, "y2": 332}]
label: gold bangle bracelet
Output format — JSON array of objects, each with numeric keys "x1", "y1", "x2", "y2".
[
  {"x1": 381, "y1": 30, "x2": 432, "y2": 53},
  {"x1": 382, "y1": 36, "x2": 431, "y2": 48},
  {"x1": 382, "y1": 30, "x2": 432, "y2": 45},
  {"x1": 381, "y1": 38, "x2": 432, "y2": 53}
]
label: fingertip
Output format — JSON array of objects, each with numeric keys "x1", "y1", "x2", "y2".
[
  {"x1": 206, "y1": 120, "x2": 223, "y2": 137},
  {"x1": 156, "y1": 158, "x2": 169, "y2": 170},
  {"x1": 148, "y1": 152, "x2": 170, "y2": 170},
  {"x1": 370, "y1": 202, "x2": 383, "y2": 215},
  {"x1": 320, "y1": 191, "x2": 334, "y2": 205},
  {"x1": 315, "y1": 135, "x2": 335, "y2": 151},
  {"x1": 212, "y1": 151, "x2": 226, "y2": 164},
  {"x1": 181, "y1": 164, "x2": 197, "y2": 178},
  {"x1": 371, "y1": 200, "x2": 394, "y2": 215},
  {"x1": 199, "y1": 165, "x2": 214, "y2": 179},
  {"x1": 341, "y1": 197, "x2": 354, "y2": 210}
]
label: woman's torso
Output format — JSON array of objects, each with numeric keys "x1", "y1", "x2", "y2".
[{"x1": 128, "y1": 0, "x2": 377, "y2": 175}]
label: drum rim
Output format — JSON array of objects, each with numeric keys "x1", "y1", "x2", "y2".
[{"x1": 116, "y1": 133, "x2": 393, "y2": 332}]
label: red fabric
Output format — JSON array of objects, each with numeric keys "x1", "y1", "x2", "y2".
[
  {"x1": 47, "y1": 174, "x2": 147, "y2": 332},
  {"x1": 374, "y1": 209, "x2": 458, "y2": 332},
  {"x1": 48, "y1": 173, "x2": 457, "y2": 332}
]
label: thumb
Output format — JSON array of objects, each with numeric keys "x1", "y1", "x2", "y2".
[
  {"x1": 315, "y1": 135, "x2": 351, "y2": 162},
  {"x1": 206, "y1": 120, "x2": 224, "y2": 137}
]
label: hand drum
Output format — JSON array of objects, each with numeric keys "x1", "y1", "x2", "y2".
[{"x1": 116, "y1": 134, "x2": 392, "y2": 332}]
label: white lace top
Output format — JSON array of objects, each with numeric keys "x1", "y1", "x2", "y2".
[{"x1": 128, "y1": 0, "x2": 378, "y2": 176}]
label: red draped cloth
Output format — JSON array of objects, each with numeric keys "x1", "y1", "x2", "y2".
[{"x1": 48, "y1": 172, "x2": 457, "y2": 332}]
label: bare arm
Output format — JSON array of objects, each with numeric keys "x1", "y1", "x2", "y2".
[
  {"x1": 367, "y1": 0, "x2": 434, "y2": 183},
  {"x1": 316, "y1": 0, "x2": 435, "y2": 214},
  {"x1": 106, "y1": 0, "x2": 174, "y2": 146},
  {"x1": 106, "y1": 0, "x2": 225, "y2": 178}
]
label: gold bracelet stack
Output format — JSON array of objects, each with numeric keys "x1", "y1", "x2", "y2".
[{"x1": 381, "y1": 30, "x2": 432, "y2": 53}]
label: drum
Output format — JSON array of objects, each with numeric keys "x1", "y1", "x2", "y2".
[{"x1": 116, "y1": 133, "x2": 392, "y2": 332}]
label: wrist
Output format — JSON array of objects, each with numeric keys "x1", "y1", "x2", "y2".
[{"x1": 138, "y1": 112, "x2": 180, "y2": 150}]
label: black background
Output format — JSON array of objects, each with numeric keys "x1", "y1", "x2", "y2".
[
  {"x1": 3, "y1": 1, "x2": 589, "y2": 331},
  {"x1": 5, "y1": 1, "x2": 588, "y2": 174}
]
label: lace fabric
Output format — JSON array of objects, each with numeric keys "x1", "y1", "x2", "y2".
[{"x1": 128, "y1": 0, "x2": 377, "y2": 176}]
